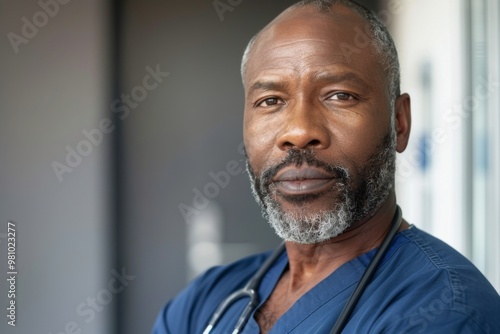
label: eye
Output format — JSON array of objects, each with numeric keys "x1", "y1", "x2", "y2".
[
  {"x1": 256, "y1": 97, "x2": 283, "y2": 107},
  {"x1": 328, "y1": 92, "x2": 355, "y2": 101}
]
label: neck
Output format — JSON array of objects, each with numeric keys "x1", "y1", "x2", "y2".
[{"x1": 283, "y1": 192, "x2": 405, "y2": 293}]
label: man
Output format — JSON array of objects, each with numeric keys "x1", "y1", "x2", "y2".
[{"x1": 152, "y1": 0, "x2": 500, "y2": 333}]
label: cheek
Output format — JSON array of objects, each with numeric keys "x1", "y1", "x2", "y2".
[
  {"x1": 327, "y1": 115, "x2": 390, "y2": 168},
  {"x1": 243, "y1": 113, "x2": 278, "y2": 164},
  {"x1": 341, "y1": 123, "x2": 379, "y2": 156}
]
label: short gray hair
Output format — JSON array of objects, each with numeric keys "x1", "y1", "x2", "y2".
[{"x1": 241, "y1": 0, "x2": 401, "y2": 106}]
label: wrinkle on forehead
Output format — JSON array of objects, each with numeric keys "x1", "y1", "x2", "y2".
[
  {"x1": 243, "y1": 6, "x2": 382, "y2": 88},
  {"x1": 255, "y1": 4, "x2": 366, "y2": 52},
  {"x1": 246, "y1": 38, "x2": 357, "y2": 87},
  {"x1": 261, "y1": 39, "x2": 346, "y2": 61}
]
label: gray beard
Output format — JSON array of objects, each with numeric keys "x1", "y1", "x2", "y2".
[{"x1": 246, "y1": 128, "x2": 397, "y2": 245}]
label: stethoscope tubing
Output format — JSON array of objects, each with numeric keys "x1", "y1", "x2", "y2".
[
  {"x1": 203, "y1": 241, "x2": 286, "y2": 334},
  {"x1": 330, "y1": 205, "x2": 402, "y2": 333},
  {"x1": 203, "y1": 205, "x2": 402, "y2": 334}
]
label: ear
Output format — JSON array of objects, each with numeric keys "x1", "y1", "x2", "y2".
[{"x1": 394, "y1": 93, "x2": 411, "y2": 153}]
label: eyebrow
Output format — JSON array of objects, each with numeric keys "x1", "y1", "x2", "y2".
[
  {"x1": 248, "y1": 80, "x2": 290, "y2": 94},
  {"x1": 247, "y1": 71, "x2": 373, "y2": 97},
  {"x1": 314, "y1": 72, "x2": 373, "y2": 92}
]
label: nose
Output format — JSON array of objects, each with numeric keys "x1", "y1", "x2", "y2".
[{"x1": 276, "y1": 103, "x2": 331, "y2": 151}]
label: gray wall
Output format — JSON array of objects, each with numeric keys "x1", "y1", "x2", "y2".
[{"x1": 0, "y1": 0, "x2": 111, "y2": 333}]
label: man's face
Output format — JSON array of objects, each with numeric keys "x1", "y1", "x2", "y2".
[{"x1": 243, "y1": 6, "x2": 396, "y2": 244}]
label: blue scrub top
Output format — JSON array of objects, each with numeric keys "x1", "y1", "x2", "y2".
[{"x1": 152, "y1": 227, "x2": 500, "y2": 333}]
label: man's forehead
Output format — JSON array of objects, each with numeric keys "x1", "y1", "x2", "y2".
[
  {"x1": 256, "y1": 4, "x2": 365, "y2": 47},
  {"x1": 253, "y1": 38, "x2": 346, "y2": 68},
  {"x1": 243, "y1": 5, "x2": 379, "y2": 88}
]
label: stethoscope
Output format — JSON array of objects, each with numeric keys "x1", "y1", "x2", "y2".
[{"x1": 203, "y1": 206, "x2": 403, "y2": 334}]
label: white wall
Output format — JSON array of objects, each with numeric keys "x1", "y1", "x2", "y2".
[
  {"x1": 391, "y1": 0, "x2": 500, "y2": 291},
  {"x1": 392, "y1": 0, "x2": 467, "y2": 252}
]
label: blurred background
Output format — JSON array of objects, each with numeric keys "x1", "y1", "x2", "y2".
[{"x1": 0, "y1": 0, "x2": 498, "y2": 333}]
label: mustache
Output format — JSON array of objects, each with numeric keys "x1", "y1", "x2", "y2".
[{"x1": 260, "y1": 149, "x2": 349, "y2": 187}]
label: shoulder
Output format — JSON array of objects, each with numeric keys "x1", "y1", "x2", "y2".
[
  {"x1": 398, "y1": 227, "x2": 496, "y2": 293},
  {"x1": 151, "y1": 249, "x2": 274, "y2": 334},
  {"x1": 369, "y1": 227, "x2": 500, "y2": 333}
]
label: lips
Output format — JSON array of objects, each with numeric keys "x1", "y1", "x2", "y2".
[{"x1": 272, "y1": 165, "x2": 338, "y2": 196}]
